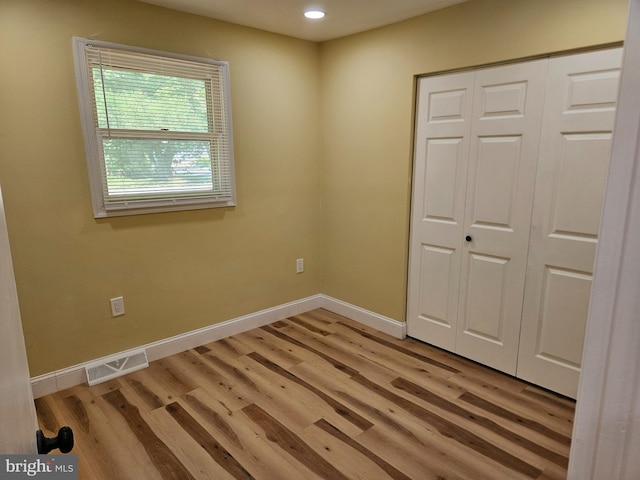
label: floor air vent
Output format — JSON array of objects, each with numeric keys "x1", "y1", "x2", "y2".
[{"x1": 85, "y1": 349, "x2": 149, "y2": 386}]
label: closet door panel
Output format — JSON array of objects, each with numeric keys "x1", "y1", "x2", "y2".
[
  {"x1": 456, "y1": 60, "x2": 548, "y2": 374},
  {"x1": 463, "y1": 252, "x2": 509, "y2": 342},
  {"x1": 551, "y1": 133, "x2": 612, "y2": 241},
  {"x1": 517, "y1": 48, "x2": 623, "y2": 398},
  {"x1": 407, "y1": 72, "x2": 474, "y2": 349},
  {"x1": 536, "y1": 267, "x2": 592, "y2": 368},
  {"x1": 470, "y1": 136, "x2": 522, "y2": 229}
]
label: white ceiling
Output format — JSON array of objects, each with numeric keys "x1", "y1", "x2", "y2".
[{"x1": 138, "y1": 0, "x2": 469, "y2": 42}]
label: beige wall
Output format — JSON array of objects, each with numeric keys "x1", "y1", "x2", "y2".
[
  {"x1": 0, "y1": 0, "x2": 322, "y2": 376},
  {"x1": 0, "y1": 0, "x2": 629, "y2": 377},
  {"x1": 320, "y1": 0, "x2": 629, "y2": 321}
]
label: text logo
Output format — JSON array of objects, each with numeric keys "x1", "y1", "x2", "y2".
[{"x1": 0, "y1": 456, "x2": 77, "y2": 479}]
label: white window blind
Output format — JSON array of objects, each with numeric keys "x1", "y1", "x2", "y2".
[{"x1": 73, "y1": 37, "x2": 236, "y2": 217}]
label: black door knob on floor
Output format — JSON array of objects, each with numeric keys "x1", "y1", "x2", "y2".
[
  {"x1": 465, "y1": 235, "x2": 473, "y2": 242},
  {"x1": 37, "y1": 426, "x2": 74, "y2": 454}
]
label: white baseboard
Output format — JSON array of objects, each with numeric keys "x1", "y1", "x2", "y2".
[
  {"x1": 31, "y1": 294, "x2": 403, "y2": 398},
  {"x1": 318, "y1": 295, "x2": 406, "y2": 339}
]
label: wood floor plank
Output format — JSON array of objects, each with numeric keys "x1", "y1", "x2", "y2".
[
  {"x1": 289, "y1": 356, "x2": 540, "y2": 480},
  {"x1": 451, "y1": 374, "x2": 574, "y2": 436},
  {"x1": 179, "y1": 388, "x2": 318, "y2": 480},
  {"x1": 457, "y1": 389, "x2": 571, "y2": 446},
  {"x1": 312, "y1": 418, "x2": 412, "y2": 480},
  {"x1": 522, "y1": 385, "x2": 575, "y2": 409},
  {"x1": 144, "y1": 404, "x2": 237, "y2": 480},
  {"x1": 144, "y1": 357, "x2": 199, "y2": 398},
  {"x1": 246, "y1": 351, "x2": 374, "y2": 432},
  {"x1": 231, "y1": 328, "x2": 305, "y2": 369},
  {"x1": 289, "y1": 361, "x2": 435, "y2": 448},
  {"x1": 286, "y1": 314, "x2": 334, "y2": 336},
  {"x1": 118, "y1": 368, "x2": 174, "y2": 412},
  {"x1": 34, "y1": 308, "x2": 575, "y2": 480},
  {"x1": 198, "y1": 351, "x2": 261, "y2": 393},
  {"x1": 200, "y1": 336, "x2": 253, "y2": 359},
  {"x1": 241, "y1": 403, "x2": 350, "y2": 480},
  {"x1": 193, "y1": 345, "x2": 349, "y2": 437},
  {"x1": 249, "y1": 324, "x2": 357, "y2": 381},
  {"x1": 334, "y1": 320, "x2": 459, "y2": 374},
  {"x1": 183, "y1": 392, "x2": 242, "y2": 448},
  {"x1": 265, "y1": 321, "x2": 399, "y2": 383},
  {"x1": 35, "y1": 396, "x2": 64, "y2": 435},
  {"x1": 326, "y1": 311, "x2": 528, "y2": 390},
  {"x1": 351, "y1": 373, "x2": 543, "y2": 478},
  {"x1": 197, "y1": 338, "x2": 341, "y2": 431},
  {"x1": 355, "y1": 425, "x2": 500, "y2": 480},
  {"x1": 60, "y1": 386, "x2": 160, "y2": 479},
  {"x1": 167, "y1": 349, "x2": 253, "y2": 412},
  {"x1": 261, "y1": 324, "x2": 361, "y2": 377},
  {"x1": 390, "y1": 377, "x2": 569, "y2": 469},
  {"x1": 102, "y1": 389, "x2": 196, "y2": 480},
  {"x1": 165, "y1": 401, "x2": 256, "y2": 479},
  {"x1": 229, "y1": 354, "x2": 327, "y2": 431},
  {"x1": 536, "y1": 463, "x2": 571, "y2": 480},
  {"x1": 323, "y1": 326, "x2": 466, "y2": 400},
  {"x1": 295, "y1": 309, "x2": 341, "y2": 328},
  {"x1": 295, "y1": 419, "x2": 408, "y2": 480},
  {"x1": 446, "y1": 390, "x2": 571, "y2": 457}
]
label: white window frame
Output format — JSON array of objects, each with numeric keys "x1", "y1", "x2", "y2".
[{"x1": 72, "y1": 37, "x2": 236, "y2": 218}]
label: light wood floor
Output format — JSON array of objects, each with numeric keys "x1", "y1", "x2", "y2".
[{"x1": 35, "y1": 309, "x2": 575, "y2": 480}]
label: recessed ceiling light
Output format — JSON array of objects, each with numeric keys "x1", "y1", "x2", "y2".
[{"x1": 304, "y1": 10, "x2": 325, "y2": 19}]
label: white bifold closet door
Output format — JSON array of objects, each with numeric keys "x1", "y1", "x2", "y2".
[
  {"x1": 407, "y1": 47, "x2": 622, "y2": 398},
  {"x1": 516, "y1": 48, "x2": 623, "y2": 398},
  {"x1": 407, "y1": 60, "x2": 548, "y2": 375}
]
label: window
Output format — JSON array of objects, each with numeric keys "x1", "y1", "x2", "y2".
[{"x1": 72, "y1": 37, "x2": 236, "y2": 217}]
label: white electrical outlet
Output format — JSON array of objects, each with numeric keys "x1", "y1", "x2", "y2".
[
  {"x1": 296, "y1": 258, "x2": 304, "y2": 274},
  {"x1": 110, "y1": 296, "x2": 125, "y2": 317}
]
